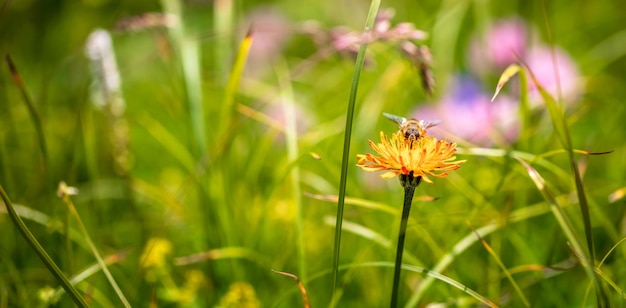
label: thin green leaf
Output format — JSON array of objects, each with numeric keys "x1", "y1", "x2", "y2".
[
  {"x1": 523, "y1": 64, "x2": 568, "y2": 145},
  {"x1": 317, "y1": 262, "x2": 499, "y2": 308},
  {"x1": 4, "y1": 54, "x2": 48, "y2": 174},
  {"x1": 470, "y1": 223, "x2": 530, "y2": 307},
  {"x1": 517, "y1": 68, "x2": 531, "y2": 148},
  {"x1": 307, "y1": 193, "x2": 399, "y2": 215},
  {"x1": 513, "y1": 157, "x2": 600, "y2": 299},
  {"x1": 405, "y1": 197, "x2": 575, "y2": 306},
  {"x1": 58, "y1": 183, "x2": 130, "y2": 308},
  {"x1": 221, "y1": 28, "x2": 254, "y2": 130},
  {"x1": 523, "y1": 36, "x2": 605, "y2": 301},
  {"x1": 0, "y1": 185, "x2": 88, "y2": 307},
  {"x1": 491, "y1": 64, "x2": 521, "y2": 102},
  {"x1": 48, "y1": 251, "x2": 129, "y2": 304},
  {"x1": 593, "y1": 268, "x2": 626, "y2": 300},
  {"x1": 276, "y1": 59, "x2": 307, "y2": 283},
  {"x1": 162, "y1": 0, "x2": 207, "y2": 152}
]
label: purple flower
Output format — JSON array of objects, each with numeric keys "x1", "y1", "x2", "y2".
[
  {"x1": 469, "y1": 17, "x2": 583, "y2": 108},
  {"x1": 411, "y1": 75, "x2": 519, "y2": 146}
]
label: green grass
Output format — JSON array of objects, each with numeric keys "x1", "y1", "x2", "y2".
[{"x1": 2, "y1": 0, "x2": 626, "y2": 307}]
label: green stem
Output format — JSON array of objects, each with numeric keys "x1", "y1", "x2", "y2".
[
  {"x1": 0, "y1": 185, "x2": 88, "y2": 307},
  {"x1": 60, "y1": 188, "x2": 131, "y2": 308},
  {"x1": 331, "y1": 0, "x2": 381, "y2": 304},
  {"x1": 4, "y1": 54, "x2": 48, "y2": 182},
  {"x1": 391, "y1": 175, "x2": 420, "y2": 308}
]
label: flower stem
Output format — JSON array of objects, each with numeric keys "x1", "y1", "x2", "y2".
[{"x1": 391, "y1": 175, "x2": 420, "y2": 307}]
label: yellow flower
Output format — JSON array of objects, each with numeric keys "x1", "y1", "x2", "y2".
[
  {"x1": 218, "y1": 282, "x2": 260, "y2": 308},
  {"x1": 356, "y1": 131, "x2": 465, "y2": 183},
  {"x1": 140, "y1": 237, "x2": 173, "y2": 268}
]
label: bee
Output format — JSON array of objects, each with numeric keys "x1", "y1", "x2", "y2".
[{"x1": 383, "y1": 112, "x2": 440, "y2": 142}]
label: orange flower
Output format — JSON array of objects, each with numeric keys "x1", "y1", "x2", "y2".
[{"x1": 356, "y1": 131, "x2": 465, "y2": 183}]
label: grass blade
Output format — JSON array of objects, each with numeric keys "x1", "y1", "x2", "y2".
[
  {"x1": 513, "y1": 157, "x2": 603, "y2": 304},
  {"x1": 221, "y1": 28, "x2": 253, "y2": 126},
  {"x1": 0, "y1": 184, "x2": 88, "y2": 307},
  {"x1": 491, "y1": 35, "x2": 608, "y2": 302},
  {"x1": 491, "y1": 64, "x2": 521, "y2": 102},
  {"x1": 469, "y1": 223, "x2": 530, "y2": 307},
  {"x1": 215, "y1": 28, "x2": 254, "y2": 156},
  {"x1": 276, "y1": 59, "x2": 307, "y2": 283},
  {"x1": 523, "y1": 60, "x2": 607, "y2": 305},
  {"x1": 57, "y1": 182, "x2": 131, "y2": 308},
  {"x1": 331, "y1": 0, "x2": 381, "y2": 304},
  {"x1": 272, "y1": 270, "x2": 310, "y2": 308},
  {"x1": 299, "y1": 262, "x2": 499, "y2": 308},
  {"x1": 161, "y1": 0, "x2": 207, "y2": 153},
  {"x1": 48, "y1": 251, "x2": 129, "y2": 304},
  {"x1": 4, "y1": 54, "x2": 48, "y2": 173},
  {"x1": 406, "y1": 201, "x2": 554, "y2": 306}
]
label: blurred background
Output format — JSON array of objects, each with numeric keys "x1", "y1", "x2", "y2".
[{"x1": 1, "y1": 0, "x2": 625, "y2": 306}]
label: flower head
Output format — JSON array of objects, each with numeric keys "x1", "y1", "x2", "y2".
[
  {"x1": 356, "y1": 131, "x2": 465, "y2": 184},
  {"x1": 140, "y1": 237, "x2": 172, "y2": 268}
]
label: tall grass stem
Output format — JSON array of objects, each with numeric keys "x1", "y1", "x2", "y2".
[
  {"x1": 331, "y1": 0, "x2": 381, "y2": 304},
  {"x1": 4, "y1": 54, "x2": 48, "y2": 177},
  {"x1": 58, "y1": 183, "x2": 131, "y2": 307},
  {"x1": 0, "y1": 185, "x2": 87, "y2": 307},
  {"x1": 278, "y1": 60, "x2": 307, "y2": 283}
]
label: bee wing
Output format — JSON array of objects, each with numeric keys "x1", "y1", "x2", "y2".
[
  {"x1": 383, "y1": 112, "x2": 407, "y2": 125},
  {"x1": 419, "y1": 119, "x2": 441, "y2": 129}
]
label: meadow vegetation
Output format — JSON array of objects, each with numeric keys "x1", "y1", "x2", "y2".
[{"x1": 1, "y1": 0, "x2": 626, "y2": 306}]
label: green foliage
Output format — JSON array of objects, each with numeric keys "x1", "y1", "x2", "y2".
[{"x1": 1, "y1": 0, "x2": 626, "y2": 307}]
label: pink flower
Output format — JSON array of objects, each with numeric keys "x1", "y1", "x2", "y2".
[
  {"x1": 242, "y1": 7, "x2": 291, "y2": 77},
  {"x1": 411, "y1": 75, "x2": 519, "y2": 146},
  {"x1": 525, "y1": 46, "x2": 583, "y2": 106},
  {"x1": 469, "y1": 18, "x2": 527, "y2": 74},
  {"x1": 468, "y1": 17, "x2": 583, "y2": 108}
]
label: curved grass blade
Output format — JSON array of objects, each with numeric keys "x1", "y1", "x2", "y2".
[
  {"x1": 220, "y1": 27, "x2": 254, "y2": 134},
  {"x1": 523, "y1": 38, "x2": 607, "y2": 303},
  {"x1": 405, "y1": 200, "x2": 554, "y2": 306},
  {"x1": 272, "y1": 270, "x2": 310, "y2": 308},
  {"x1": 394, "y1": 262, "x2": 499, "y2": 308},
  {"x1": 491, "y1": 64, "x2": 521, "y2": 102},
  {"x1": 593, "y1": 268, "x2": 626, "y2": 300},
  {"x1": 331, "y1": 0, "x2": 381, "y2": 303},
  {"x1": 490, "y1": 64, "x2": 532, "y2": 147},
  {"x1": 4, "y1": 54, "x2": 48, "y2": 172},
  {"x1": 307, "y1": 193, "x2": 398, "y2": 215},
  {"x1": 469, "y1": 223, "x2": 530, "y2": 307},
  {"x1": 174, "y1": 246, "x2": 270, "y2": 266},
  {"x1": 599, "y1": 237, "x2": 626, "y2": 268},
  {"x1": 584, "y1": 237, "x2": 626, "y2": 300},
  {"x1": 0, "y1": 184, "x2": 88, "y2": 307},
  {"x1": 492, "y1": 51, "x2": 607, "y2": 305},
  {"x1": 324, "y1": 215, "x2": 389, "y2": 248},
  {"x1": 513, "y1": 157, "x2": 603, "y2": 304},
  {"x1": 47, "y1": 250, "x2": 130, "y2": 304},
  {"x1": 276, "y1": 262, "x2": 499, "y2": 308}
]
